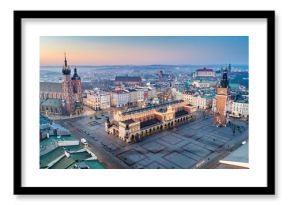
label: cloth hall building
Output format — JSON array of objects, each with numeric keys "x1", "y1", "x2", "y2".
[{"x1": 105, "y1": 100, "x2": 196, "y2": 143}]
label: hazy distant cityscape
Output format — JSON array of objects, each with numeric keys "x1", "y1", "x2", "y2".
[{"x1": 40, "y1": 64, "x2": 249, "y2": 83}]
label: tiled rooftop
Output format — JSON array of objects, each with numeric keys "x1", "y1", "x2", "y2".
[
  {"x1": 50, "y1": 156, "x2": 75, "y2": 169},
  {"x1": 70, "y1": 152, "x2": 91, "y2": 161},
  {"x1": 40, "y1": 135, "x2": 79, "y2": 154},
  {"x1": 196, "y1": 67, "x2": 214, "y2": 72},
  {"x1": 220, "y1": 143, "x2": 249, "y2": 167},
  {"x1": 40, "y1": 115, "x2": 51, "y2": 125},
  {"x1": 41, "y1": 98, "x2": 62, "y2": 107},
  {"x1": 40, "y1": 82, "x2": 62, "y2": 93},
  {"x1": 122, "y1": 100, "x2": 183, "y2": 116},
  {"x1": 68, "y1": 160, "x2": 105, "y2": 169},
  {"x1": 40, "y1": 147, "x2": 65, "y2": 168},
  {"x1": 81, "y1": 160, "x2": 105, "y2": 169},
  {"x1": 175, "y1": 110, "x2": 189, "y2": 118},
  {"x1": 64, "y1": 145, "x2": 83, "y2": 152},
  {"x1": 122, "y1": 119, "x2": 135, "y2": 125},
  {"x1": 140, "y1": 119, "x2": 161, "y2": 129}
]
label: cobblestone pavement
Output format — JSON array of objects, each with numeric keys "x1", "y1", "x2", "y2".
[{"x1": 58, "y1": 115, "x2": 248, "y2": 169}]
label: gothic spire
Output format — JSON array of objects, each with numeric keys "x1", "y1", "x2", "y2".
[
  {"x1": 62, "y1": 52, "x2": 71, "y2": 75},
  {"x1": 64, "y1": 52, "x2": 68, "y2": 67}
]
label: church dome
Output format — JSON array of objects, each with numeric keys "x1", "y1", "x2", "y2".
[{"x1": 71, "y1": 67, "x2": 81, "y2": 80}]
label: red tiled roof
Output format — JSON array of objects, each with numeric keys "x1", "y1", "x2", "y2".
[{"x1": 196, "y1": 67, "x2": 214, "y2": 72}]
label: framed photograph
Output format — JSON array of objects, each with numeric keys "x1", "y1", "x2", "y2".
[{"x1": 14, "y1": 10, "x2": 275, "y2": 195}]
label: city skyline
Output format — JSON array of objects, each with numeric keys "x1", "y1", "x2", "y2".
[
  {"x1": 40, "y1": 36, "x2": 249, "y2": 66},
  {"x1": 40, "y1": 37, "x2": 249, "y2": 170}
]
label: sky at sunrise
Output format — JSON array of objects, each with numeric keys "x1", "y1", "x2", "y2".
[{"x1": 40, "y1": 36, "x2": 248, "y2": 66}]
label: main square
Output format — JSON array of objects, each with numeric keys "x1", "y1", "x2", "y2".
[{"x1": 39, "y1": 36, "x2": 249, "y2": 169}]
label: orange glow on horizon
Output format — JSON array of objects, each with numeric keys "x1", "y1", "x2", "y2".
[{"x1": 40, "y1": 36, "x2": 249, "y2": 65}]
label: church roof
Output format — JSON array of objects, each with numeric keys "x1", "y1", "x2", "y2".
[
  {"x1": 40, "y1": 82, "x2": 62, "y2": 93},
  {"x1": 41, "y1": 98, "x2": 62, "y2": 107}
]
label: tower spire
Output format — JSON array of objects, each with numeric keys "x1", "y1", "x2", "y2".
[
  {"x1": 220, "y1": 66, "x2": 229, "y2": 88},
  {"x1": 64, "y1": 52, "x2": 68, "y2": 67},
  {"x1": 62, "y1": 52, "x2": 71, "y2": 75}
]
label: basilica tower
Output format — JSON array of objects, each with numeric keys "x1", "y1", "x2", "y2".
[
  {"x1": 71, "y1": 67, "x2": 83, "y2": 114},
  {"x1": 61, "y1": 54, "x2": 74, "y2": 114}
]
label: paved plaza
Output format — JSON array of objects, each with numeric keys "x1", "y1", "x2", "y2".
[{"x1": 59, "y1": 115, "x2": 248, "y2": 169}]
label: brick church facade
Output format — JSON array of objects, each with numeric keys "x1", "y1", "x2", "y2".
[{"x1": 40, "y1": 54, "x2": 83, "y2": 115}]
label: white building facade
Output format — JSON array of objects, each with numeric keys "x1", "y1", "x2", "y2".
[
  {"x1": 111, "y1": 91, "x2": 129, "y2": 108},
  {"x1": 183, "y1": 92, "x2": 213, "y2": 109},
  {"x1": 231, "y1": 101, "x2": 249, "y2": 118},
  {"x1": 83, "y1": 90, "x2": 111, "y2": 110},
  {"x1": 128, "y1": 89, "x2": 138, "y2": 106}
]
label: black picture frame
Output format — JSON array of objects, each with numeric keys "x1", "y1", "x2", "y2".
[{"x1": 14, "y1": 10, "x2": 275, "y2": 195}]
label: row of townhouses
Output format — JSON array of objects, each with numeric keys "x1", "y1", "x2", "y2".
[{"x1": 83, "y1": 87, "x2": 157, "y2": 109}]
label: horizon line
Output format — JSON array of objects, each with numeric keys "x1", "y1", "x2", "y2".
[{"x1": 40, "y1": 63, "x2": 249, "y2": 67}]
